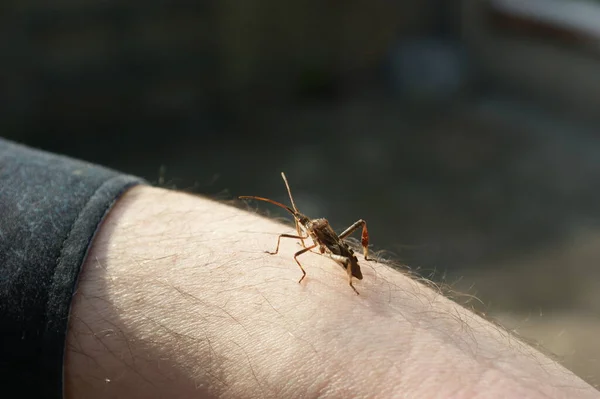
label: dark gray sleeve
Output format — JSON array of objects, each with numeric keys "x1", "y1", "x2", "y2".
[{"x1": 0, "y1": 138, "x2": 145, "y2": 398}]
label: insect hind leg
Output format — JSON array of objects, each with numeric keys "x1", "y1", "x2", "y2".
[
  {"x1": 326, "y1": 253, "x2": 360, "y2": 295},
  {"x1": 339, "y1": 219, "x2": 371, "y2": 261}
]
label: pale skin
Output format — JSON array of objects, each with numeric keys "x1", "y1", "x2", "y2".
[{"x1": 65, "y1": 186, "x2": 600, "y2": 399}]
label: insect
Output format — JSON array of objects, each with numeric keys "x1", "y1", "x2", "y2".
[{"x1": 240, "y1": 172, "x2": 371, "y2": 295}]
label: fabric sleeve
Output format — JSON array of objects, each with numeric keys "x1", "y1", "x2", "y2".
[{"x1": 0, "y1": 138, "x2": 145, "y2": 398}]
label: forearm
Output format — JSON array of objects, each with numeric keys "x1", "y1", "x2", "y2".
[{"x1": 64, "y1": 186, "x2": 599, "y2": 398}]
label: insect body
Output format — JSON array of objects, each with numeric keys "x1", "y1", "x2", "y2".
[{"x1": 240, "y1": 172, "x2": 371, "y2": 295}]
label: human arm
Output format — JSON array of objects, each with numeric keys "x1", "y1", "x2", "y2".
[
  {"x1": 0, "y1": 138, "x2": 143, "y2": 397},
  {"x1": 65, "y1": 186, "x2": 600, "y2": 399}
]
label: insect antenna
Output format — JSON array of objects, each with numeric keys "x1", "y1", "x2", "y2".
[
  {"x1": 238, "y1": 196, "x2": 296, "y2": 216},
  {"x1": 280, "y1": 172, "x2": 299, "y2": 213}
]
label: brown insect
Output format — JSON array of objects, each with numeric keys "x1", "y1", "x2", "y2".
[{"x1": 240, "y1": 172, "x2": 371, "y2": 295}]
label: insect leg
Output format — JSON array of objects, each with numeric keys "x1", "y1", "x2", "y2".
[
  {"x1": 339, "y1": 219, "x2": 371, "y2": 261},
  {"x1": 347, "y1": 262, "x2": 360, "y2": 295},
  {"x1": 267, "y1": 233, "x2": 309, "y2": 255},
  {"x1": 295, "y1": 220, "x2": 307, "y2": 248},
  {"x1": 326, "y1": 253, "x2": 360, "y2": 295},
  {"x1": 294, "y1": 244, "x2": 318, "y2": 284}
]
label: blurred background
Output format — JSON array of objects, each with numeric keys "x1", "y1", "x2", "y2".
[{"x1": 2, "y1": 0, "x2": 600, "y2": 386}]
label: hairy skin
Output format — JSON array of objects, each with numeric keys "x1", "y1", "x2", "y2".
[{"x1": 65, "y1": 186, "x2": 599, "y2": 399}]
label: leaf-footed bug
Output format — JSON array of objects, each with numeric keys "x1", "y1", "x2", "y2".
[{"x1": 240, "y1": 172, "x2": 371, "y2": 295}]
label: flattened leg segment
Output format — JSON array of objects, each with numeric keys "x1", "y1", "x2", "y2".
[{"x1": 339, "y1": 219, "x2": 371, "y2": 260}]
